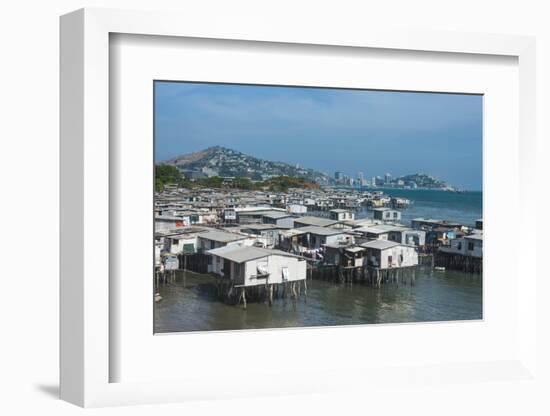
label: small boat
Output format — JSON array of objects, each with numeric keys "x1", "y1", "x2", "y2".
[
  {"x1": 154, "y1": 293, "x2": 163, "y2": 302},
  {"x1": 434, "y1": 266, "x2": 445, "y2": 271}
]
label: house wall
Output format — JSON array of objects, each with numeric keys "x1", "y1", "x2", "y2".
[
  {"x1": 366, "y1": 246, "x2": 418, "y2": 269},
  {"x1": 155, "y1": 244, "x2": 162, "y2": 266},
  {"x1": 325, "y1": 233, "x2": 353, "y2": 246},
  {"x1": 366, "y1": 250, "x2": 382, "y2": 268},
  {"x1": 201, "y1": 238, "x2": 251, "y2": 272},
  {"x1": 307, "y1": 232, "x2": 351, "y2": 249},
  {"x1": 353, "y1": 256, "x2": 364, "y2": 267},
  {"x1": 254, "y1": 230, "x2": 279, "y2": 248},
  {"x1": 380, "y1": 210, "x2": 401, "y2": 221},
  {"x1": 464, "y1": 238, "x2": 483, "y2": 258},
  {"x1": 244, "y1": 255, "x2": 306, "y2": 286},
  {"x1": 224, "y1": 209, "x2": 237, "y2": 221},
  {"x1": 155, "y1": 218, "x2": 185, "y2": 232},
  {"x1": 330, "y1": 211, "x2": 355, "y2": 221},
  {"x1": 344, "y1": 251, "x2": 365, "y2": 267},
  {"x1": 403, "y1": 231, "x2": 426, "y2": 246},
  {"x1": 287, "y1": 204, "x2": 307, "y2": 214},
  {"x1": 366, "y1": 232, "x2": 389, "y2": 240},
  {"x1": 198, "y1": 237, "x2": 246, "y2": 251},
  {"x1": 167, "y1": 236, "x2": 198, "y2": 254},
  {"x1": 230, "y1": 262, "x2": 245, "y2": 285},
  {"x1": 276, "y1": 217, "x2": 295, "y2": 228},
  {"x1": 211, "y1": 255, "x2": 224, "y2": 275},
  {"x1": 388, "y1": 231, "x2": 402, "y2": 243},
  {"x1": 440, "y1": 236, "x2": 482, "y2": 258}
]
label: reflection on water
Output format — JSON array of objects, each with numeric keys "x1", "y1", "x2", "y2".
[{"x1": 154, "y1": 268, "x2": 482, "y2": 333}]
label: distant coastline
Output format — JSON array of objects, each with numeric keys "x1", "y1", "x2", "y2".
[
  {"x1": 158, "y1": 146, "x2": 466, "y2": 191},
  {"x1": 330, "y1": 185, "x2": 481, "y2": 193}
]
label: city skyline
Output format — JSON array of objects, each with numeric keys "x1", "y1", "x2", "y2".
[{"x1": 155, "y1": 81, "x2": 483, "y2": 190}]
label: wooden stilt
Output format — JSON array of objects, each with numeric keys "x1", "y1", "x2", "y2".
[
  {"x1": 241, "y1": 287, "x2": 247, "y2": 310},
  {"x1": 227, "y1": 284, "x2": 234, "y2": 300}
]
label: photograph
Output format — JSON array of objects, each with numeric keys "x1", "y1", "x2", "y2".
[{"x1": 153, "y1": 81, "x2": 483, "y2": 333}]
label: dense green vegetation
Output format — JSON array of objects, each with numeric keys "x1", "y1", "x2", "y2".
[
  {"x1": 155, "y1": 164, "x2": 319, "y2": 193},
  {"x1": 231, "y1": 176, "x2": 256, "y2": 190},
  {"x1": 261, "y1": 176, "x2": 320, "y2": 192},
  {"x1": 154, "y1": 165, "x2": 191, "y2": 192}
]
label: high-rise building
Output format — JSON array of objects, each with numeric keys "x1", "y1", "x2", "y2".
[
  {"x1": 334, "y1": 171, "x2": 344, "y2": 181},
  {"x1": 385, "y1": 172, "x2": 392, "y2": 184}
]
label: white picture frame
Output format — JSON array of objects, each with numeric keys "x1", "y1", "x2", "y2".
[{"x1": 60, "y1": 8, "x2": 537, "y2": 407}]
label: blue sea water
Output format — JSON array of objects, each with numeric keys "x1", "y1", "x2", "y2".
[{"x1": 358, "y1": 188, "x2": 483, "y2": 226}]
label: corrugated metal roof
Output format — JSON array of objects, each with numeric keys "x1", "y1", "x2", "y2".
[
  {"x1": 355, "y1": 226, "x2": 389, "y2": 235},
  {"x1": 360, "y1": 240, "x2": 401, "y2": 250},
  {"x1": 294, "y1": 216, "x2": 339, "y2": 227},
  {"x1": 198, "y1": 230, "x2": 247, "y2": 243},
  {"x1": 262, "y1": 211, "x2": 293, "y2": 219},
  {"x1": 345, "y1": 246, "x2": 366, "y2": 253},
  {"x1": 296, "y1": 225, "x2": 348, "y2": 236},
  {"x1": 207, "y1": 245, "x2": 303, "y2": 263},
  {"x1": 242, "y1": 224, "x2": 286, "y2": 231},
  {"x1": 356, "y1": 224, "x2": 409, "y2": 234}
]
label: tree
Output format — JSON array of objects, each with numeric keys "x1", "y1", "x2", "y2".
[
  {"x1": 195, "y1": 176, "x2": 223, "y2": 188},
  {"x1": 155, "y1": 164, "x2": 184, "y2": 191},
  {"x1": 232, "y1": 177, "x2": 257, "y2": 190},
  {"x1": 155, "y1": 177, "x2": 164, "y2": 193}
]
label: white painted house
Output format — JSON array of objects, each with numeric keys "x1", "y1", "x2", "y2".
[
  {"x1": 261, "y1": 211, "x2": 295, "y2": 228},
  {"x1": 287, "y1": 204, "x2": 307, "y2": 214},
  {"x1": 354, "y1": 224, "x2": 400, "y2": 241},
  {"x1": 360, "y1": 240, "x2": 418, "y2": 269},
  {"x1": 295, "y1": 225, "x2": 354, "y2": 250},
  {"x1": 387, "y1": 228, "x2": 426, "y2": 247},
  {"x1": 240, "y1": 224, "x2": 286, "y2": 248},
  {"x1": 439, "y1": 233, "x2": 483, "y2": 258},
  {"x1": 372, "y1": 208, "x2": 401, "y2": 222},
  {"x1": 323, "y1": 244, "x2": 366, "y2": 268},
  {"x1": 154, "y1": 215, "x2": 186, "y2": 232},
  {"x1": 207, "y1": 246, "x2": 307, "y2": 287},
  {"x1": 165, "y1": 233, "x2": 200, "y2": 255},
  {"x1": 329, "y1": 209, "x2": 355, "y2": 221}
]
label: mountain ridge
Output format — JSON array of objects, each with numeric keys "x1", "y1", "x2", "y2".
[
  {"x1": 162, "y1": 146, "x2": 331, "y2": 183},
  {"x1": 161, "y1": 146, "x2": 456, "y2": 190}
]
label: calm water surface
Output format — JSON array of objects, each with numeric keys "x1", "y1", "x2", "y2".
[{"x1": 154, "y1": 269, "x2": 482, "y2": 333}]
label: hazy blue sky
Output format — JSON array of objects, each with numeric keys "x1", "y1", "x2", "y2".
[{"x1": 155, "y1": 81, "x2": 483, "y2": 190}]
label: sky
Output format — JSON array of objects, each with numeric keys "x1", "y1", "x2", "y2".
[{"x1": 155, "y1": 81, "x2": 483, "y2": 190}]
